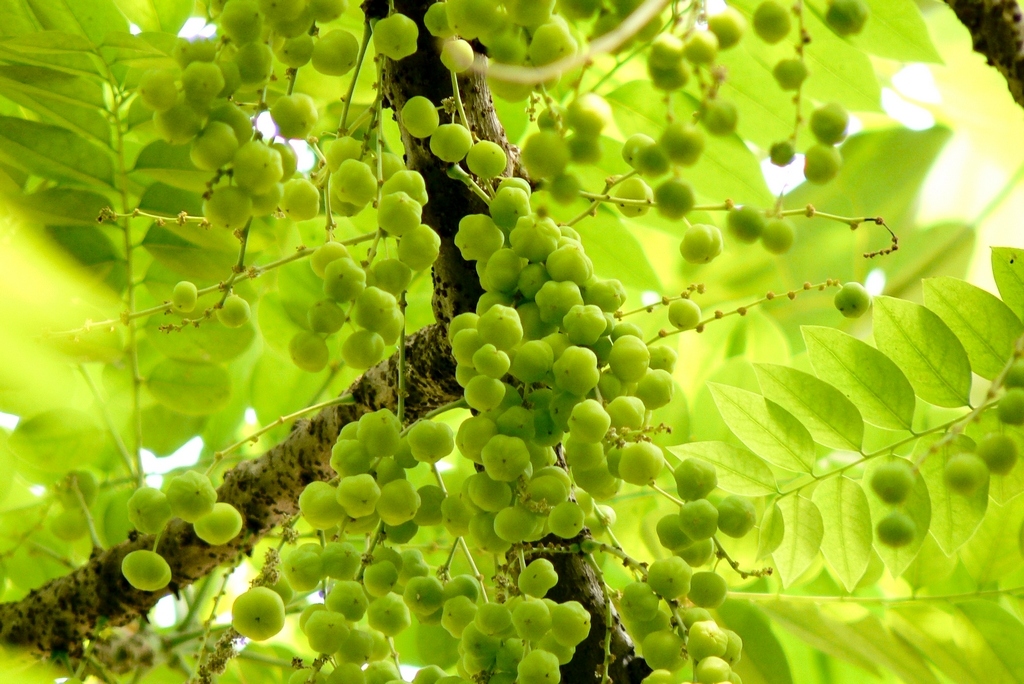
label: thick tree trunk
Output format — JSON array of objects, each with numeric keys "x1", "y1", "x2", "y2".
[
  {"x1": 0, "y1": 3, "x2": 650, "y2": 682},
  {"x1": 945, "y1": 0, "x2": 1024, "y2": 109}
]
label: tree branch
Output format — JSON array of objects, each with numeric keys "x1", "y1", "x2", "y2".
[
  {"x1": 945, "y1": 0, "x2": 1024, "y2": 108},
  {"x1": 0, "y1": 323, "x2": 459, "y2": 656}
]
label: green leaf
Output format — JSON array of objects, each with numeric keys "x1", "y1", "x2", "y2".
[
  {"x1": 917, "y1": 435, "x2": 987, "y2": 554},
  {"x1": 3, "y1": 187, "x2": 109, "y2": 226},
  {"x1": 901, "y1": 532, "x2": 956, "y2": 590},
  {"x1": 144, "y1": 315, "x2": 256, "y2": 364},
  {"x1": 815, "y1": 0, "x2": 941, "y2": 63},
  {"x1": 758, "y1": 501, "x2": 784, "y2": 560},
  {"x1": 754, "y1": 363, "x2": 864, "y2": 451},
  {"x1": 146, "y1": 359, "x2": 232, "y2": 416},
  {"x1": 0, "y1": 31, "x2": 103, "y2": 80},
  {"x1": 668, "y1": 441, "x2": 778, "y2": 496},
  {"x1": 811, "y1": 476, "x2": 872, "y2": 592},
  {"x1": 18, "y1": 0, "x2": 128, "y2": 43},
  {"x1": 573, "y1": 212, "x2": 661, "y2": 291},
  {"x1": 140, "y1": 404, "x2": 206, "y2": 457},
  {"x1": 717, "y1": 600, "x2": 793, "y2": 684},
  {"x1": 98, "y1": 32, "x2": 177, "y2": 70},
  {"x1": 141, "y1": 223, "x2": 238, "y2": 280},
  {"x1": 803, "y1": 325, "x2": 916, "y2": 431},
  {"x1": 110, "y1": 0, "x2": 193, "y2": 34},
  {"x1": 7, "y1": 408, "x2": 103, "y2": 474},
  {"x1": 842, "y1": 614, "x2": 942, "y2": 684},
  {"x1": 0, "y1": 65, "x2": 110, "y2": 146},
  {"x1": 863, "y1": 456, "x2": 930, "y2": 577},
  {"x1": 889, "y1": 604, "x2": 984, "y2": 684},
  {"x1": 772, "y1": 495, "x2": 823, "y2": 586},
  {"x1": 871, "y1": 296, "x2": 972, "y2": 407},
  {"x1": 133, "y1": 140, "x2": 209, "y2": 192},
  {"x1": 0, "y1": 115, "x2": 113, "y2": 187},
  {"x1": 923, "y1": 276, "x2": 1024, "y2": 380},
  {"x1": 959, "y1": 496, "x2": 1024, "y2": 585},
  {"x1": 991, "y1": 247, "x2": 1024, "y2": 322},
  {"x1": 757, "y1": 601, "x2": 879, "y2": 674},
  {"x1": 954, "y1": 601, "x2": 1024, "y2": 684},
  {"x1": 708, "y1": 383, "x2": 815, "y2": 473}
]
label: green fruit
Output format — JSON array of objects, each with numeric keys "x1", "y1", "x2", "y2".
[
  {"x1": 218, "y1": 294, "x2": 251, "y2": 328},
  {"x1": 522, "y1": 130, "x2": 569, "y2": 179},
  {"x1": 172, "y1": 281, "x2": 198, "y2": 313},
  {"x1": 191, "y1": 122, "x2": 239, "y2": 171},
  {"x1": 138, "y1": 69, "x2": 179, "y2": 112},
  {"x1": 834, "y1": 282, "x2": 871, "y2": 318},
  {"x1": 467, "y1": 140, "x2": 508, "y2": 179},
  {"x1": 680, "y1": 223, "x2": 724, "y2": 264},
  {"x1": 753, "y1": 0, "x2": 791, "y2": 44},
  {"x1": 271, "y1": 94, "x2": 319, "y2": 139},
  {"x1": 679, "y1": 498, "x2": 719, "y2": 540},
  {"x1": 402, "y1": 96, "x2": 440, "y2": 138},
  {"x1": 374, "y1": 13, "x2": 419, "y2": 61},
  {"x1": 518, "y1": 648, "x2": 561, "y2": 684},
  {"x1": 232, "y1": 587, "x2": 286, "y2": 640},
  {"x1": 398, "y1": 224, "x2": 441, "y2": 271},
  {"x1": 234, "y1": 141, "x2": 284, "y2": 195},
  {"x1": 773, "y1": 58, "x2": 808, "y2": 90},
  {"x1": 234, "y1": 42, "x2": 274, "y2": 86},
  {"x1": 654, "y1": 178, "x2": 696, "y2": 220},
  {"x1": 978, "y1": 433, "x2": 1019, "y2": 475},
  {"x1": 642, "y1": 630, "x2": 685, "y2": 671},
  {"x1": 728, "y1": 205, "x2": 766, "y2": 243},
  {"x1": 153, "y1": 103, "x2": 202, "y2": 145},
  {"x1": 441, "y1": 37, "x2": 475, "y2": 72},
  {"x1": 550, "y1": 600, "x2": 591, "y2": 647},
  {"x1": 618, "y1": 441, "x2": 665, "y2": 486},
  {"x1": 203, "y1": 186, "x2": 252, "y2": 231},
  {"x1": 407, "y1": 420, "x2": 455, "y2": 463},
  {"x1": 647, "y1": 556, "x2": 691, "y2": 600},
  {"x1": 675, "y1": 457, "x2": 717, "y2": 500},
  {"x1": 876, "y1": 510, "x2": 916, "y2": 548},
  {"x1": 659, "y1": 122, "x2": 705, "y2": 166},
  {"x1": 770, "y1": 140, "x2": 796, "y2": 166},
  {"x1": 127, "y1": 486, "x2": 173, "y2": 534},
  {"x1": 1005, "y1": 360, "x2": 1024, "y2": 388},
  {"x1": 193, "y1": 502, "x2": 243, "y2": 545},
  {"x1": 430, "y1": 123, "x2": 474, "y2": 163},
  {"x1": 519, "y1": 558, "x2": 558, "y2": 597},
  {"x1": 999, "y1": 388, "x2": 1024, "y2": 425},
  {"x1": 684, "y1": 31, "x2": 718, "y2": 65},
  {"x1": 613, "y1": 178, "x2": 654, "y2": 217},
  {"x1": 367, "y1": 592, "x2": 412, "y2": 636},
  {"x1": 667, "y1": 298, "x2": 701, "y2": 330},
  {"x1": 688, "y1": 571, "x2": 727, "y2": 608},
  {"x1": 695, "y1": 656, "x2": 732, "y2": 684},
  {"x1": 313, "y1": 29, "x2": 360, "y2": 75},
  {"x1": 688, "y1": 619, "x2": 728, "y2": 660},
  {"x1": 804, "y1": 144, "x2": 842, "y2": 184},
  {"x1": 122, "y1": 549, "x2": 172, "y2": 591},
  {"x1": 281, "y1": 179, "x2": 321, "y2": 222},
  {"x1": 181, "y1": 61, "x2": 224, "y2": 109},
  {"x1": 621, "y1": 581, "x2": 660, "y2": 622},
  {"x1": 708, "y1": 8, "x2": 747, "y2": 49},
  {"x1": 870, "y1": 460, "x2": 914, "y2": 504},
  {"x1": 944, "y1": 452, "x2": 989, "y2": 495},
  {"x1": 165, "y1": 471, "x2": 217, "y2": 523},
  {"x1": 761, "y1": 217, "x2": 795, "y2": 254},
  {"x1": 810, "y1": 103, "x2": 849, "y2": 145},
  {"x1": 716, "y1": 495, "x2": 756, "y2": 538},
  {"x1": 277, "y1": 34, "x2": 314, "y2": 67},
  {"x1": 826, "y1": 0, "x2": 869, "y2": 36}
]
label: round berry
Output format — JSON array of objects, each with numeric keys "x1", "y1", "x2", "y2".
[{"x1": 122, "y1": 549, "x2": 172, "y2": 591}]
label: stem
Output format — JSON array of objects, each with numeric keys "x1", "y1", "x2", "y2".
[
  {"x1": 79, "y1": 365, "x2": 135, "y2": 479},
  {"x1": 735, "y1": 584, "x2": 1024, "y2": 605},
  {"x1": 211, "y1": 393, "x2": 356, "y2": 464},
  {"x1": 71, "y1": 476, "x2": 104, "y2": 551},
  {"x1": 397, "y1": 292, "x2": 407, "y2": 423},
  {"x1": 340, "y1": 22, "x2": 373, "y2": 135},
  {"x1": 450, "y1": 69, "x2": 470, "y2": 132}
]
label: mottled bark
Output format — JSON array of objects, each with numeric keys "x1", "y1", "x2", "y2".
[{"x1": 945, "y1": 0, "x2": 1024, "y2": 108}]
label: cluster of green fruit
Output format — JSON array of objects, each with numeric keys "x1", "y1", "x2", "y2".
[
  {"x1": 868, "y1": 362, "x2": 1024, "y2": 547},
  {"x1": 120, "y1": 471, "x2": 242, "y2": 591},
  {"x1": 296, "y1": 192, "x2": 439, "y2": 373},
  {"x1": 752, "y1": 0, "x2": 867, "y2": 181}
]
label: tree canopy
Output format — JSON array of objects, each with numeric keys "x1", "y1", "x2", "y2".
[{"x1": 0, "y1": 0, "x2": 1023, "y2": 683}]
